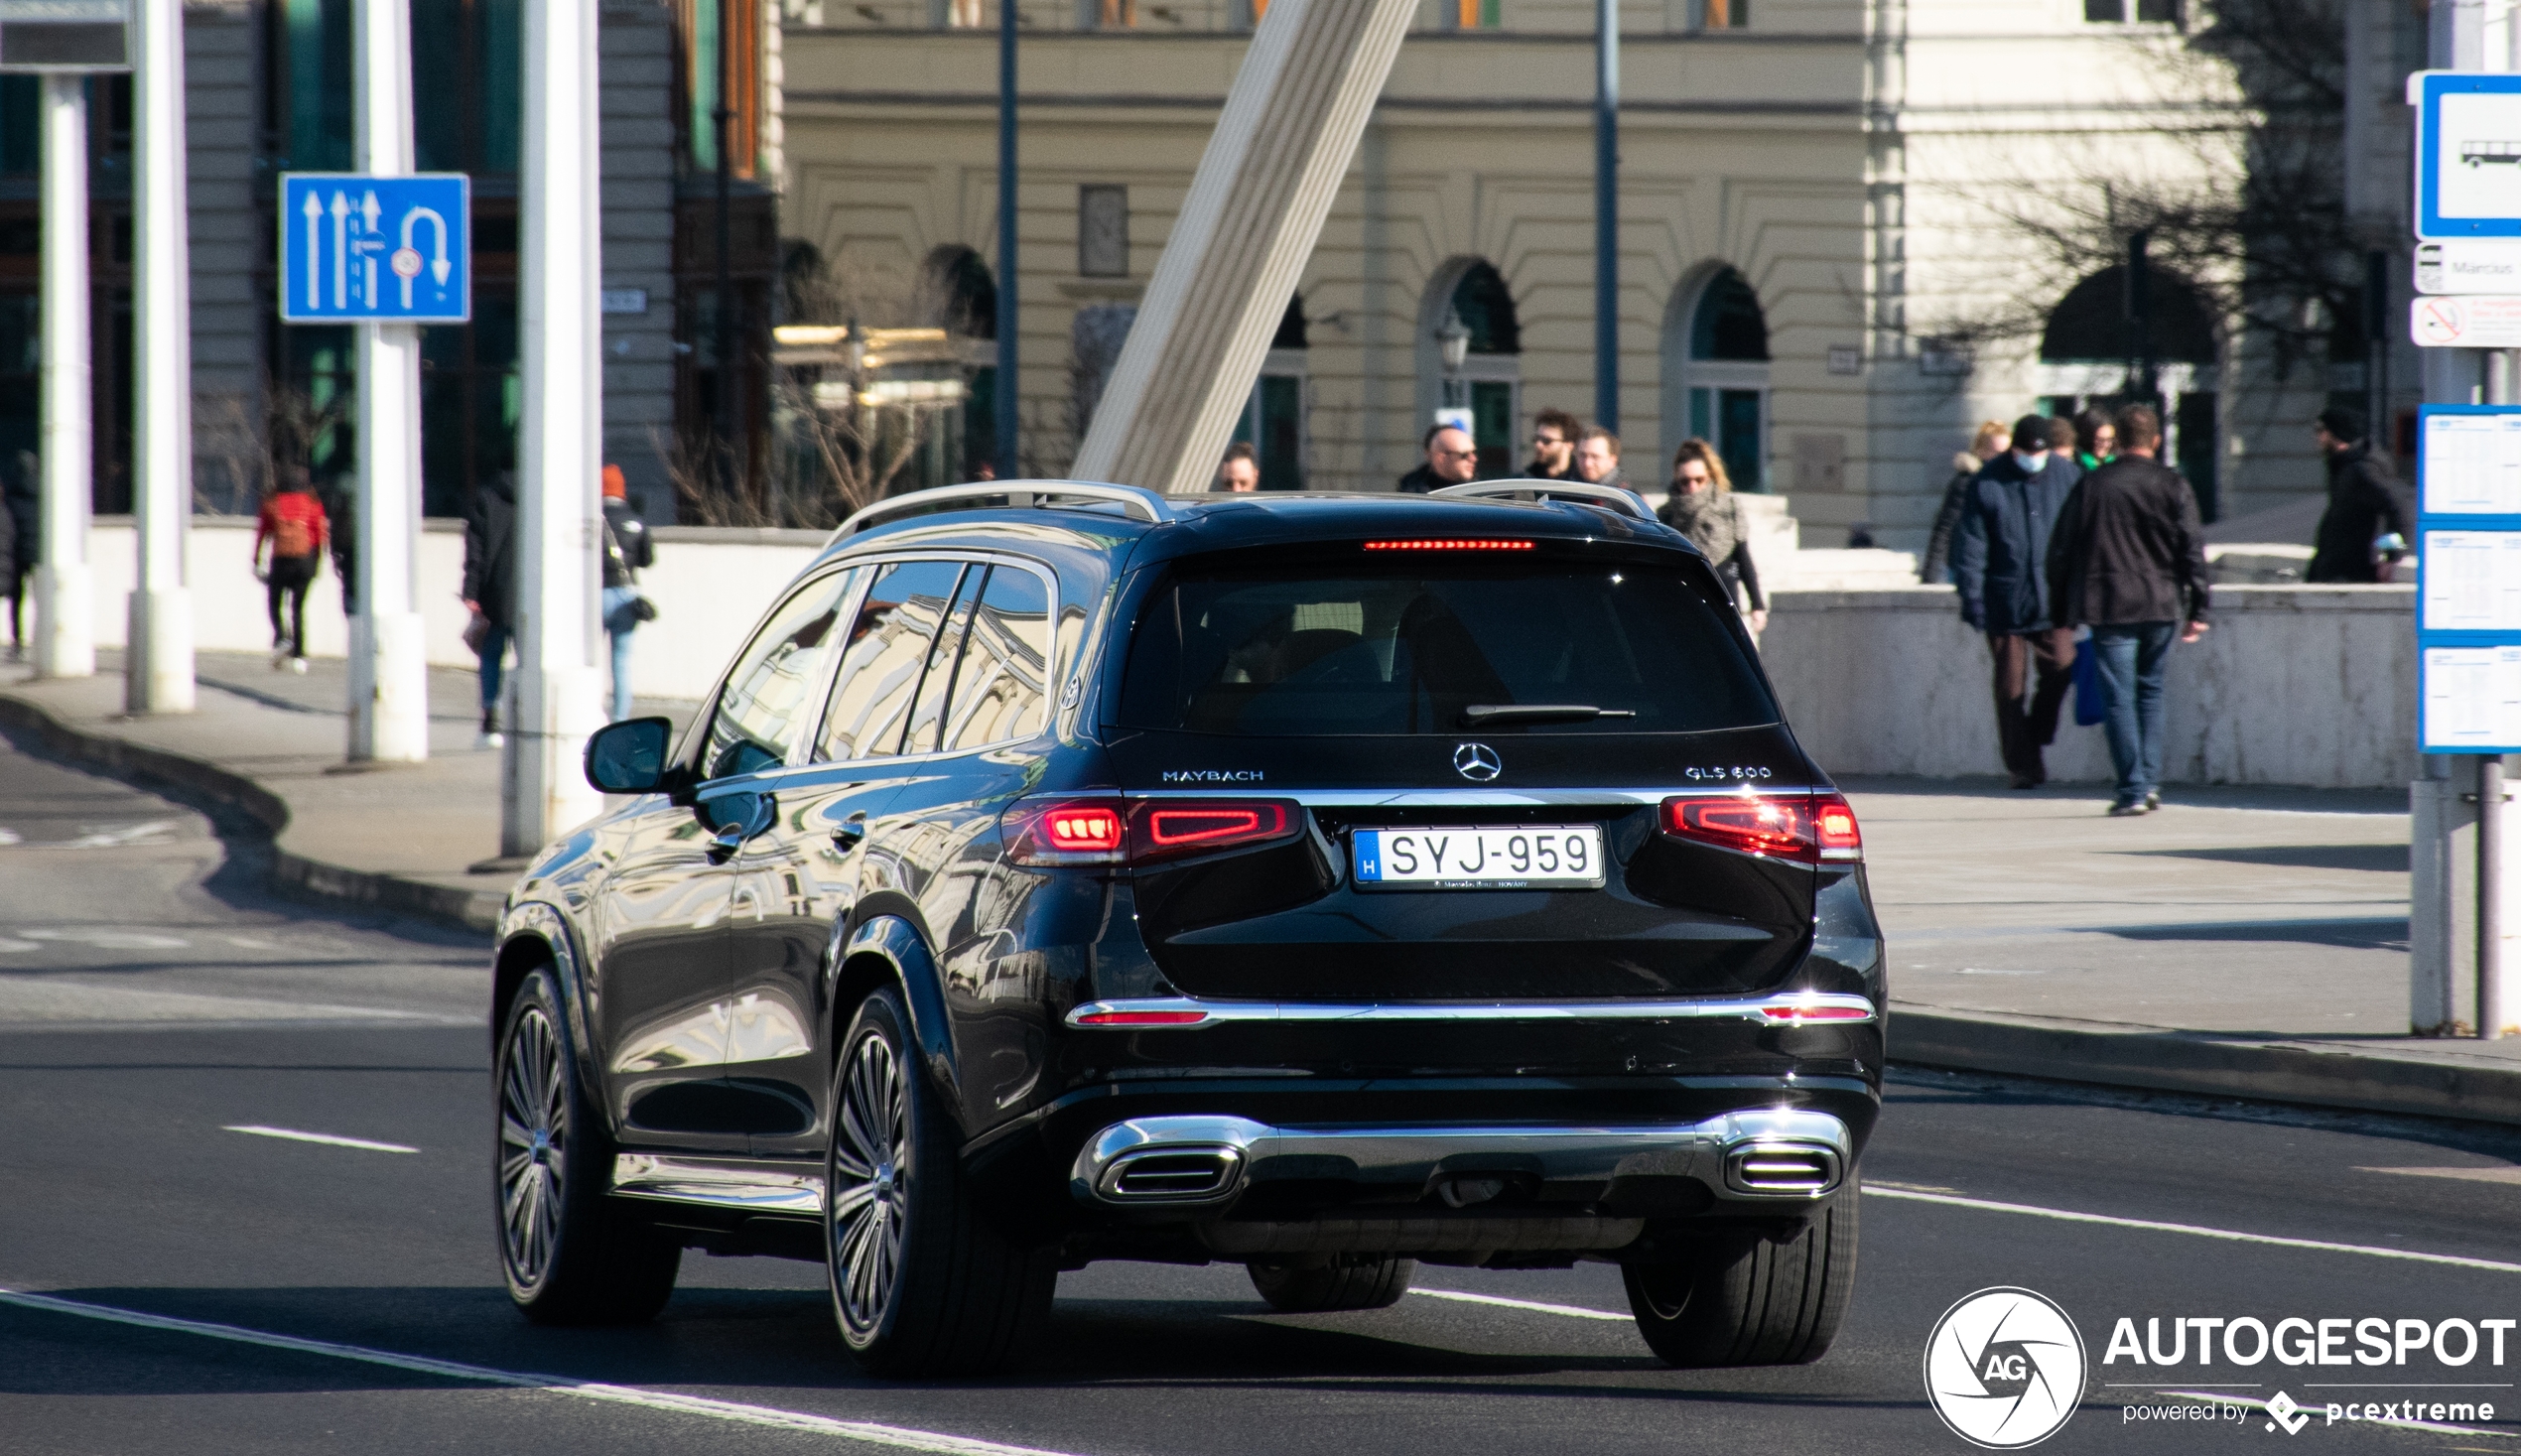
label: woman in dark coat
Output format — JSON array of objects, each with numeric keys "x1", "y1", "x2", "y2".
[
  {"x1": 1921, "y1": 421, "x2": 2012, "y2": 585},
  {"x1": 1659, "y1": 438, "x2": 1767, "y2": 635}
]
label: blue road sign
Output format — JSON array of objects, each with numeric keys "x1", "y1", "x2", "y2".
[
  {"x1": 2413, "y1": 72, "x2": 2521, "y2": 241},
  {"x1": 2415, "y1": 405, "x2": 2521, "y2": 753},
  {"x1": 278, "y1": 173, "x2": 469, "y2": 324}
]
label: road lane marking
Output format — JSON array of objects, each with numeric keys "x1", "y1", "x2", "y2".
[
  {"x1": 0, "y1": 1287, "x2": 1089, "y2": 1456},
  {"x1": 1409, "y1": 1288, "x2": 1630, "y2": 1321},
  {"x1": 62, "y1": 819, "x2": 183, "y2": 849},
  {"x1": 1868, "y1": 1185, "x2": 2521, "y2": 1273},
  {"x1": 2161, "y1": 1390, "x2": 2516, "y2": 1440},
  {"x1": 223, "y1": 1125, "x2": 419, "y2": 1154},
  {"x1": 2358, "y1": 1165, "x2": 2521, "y2": 1187}
]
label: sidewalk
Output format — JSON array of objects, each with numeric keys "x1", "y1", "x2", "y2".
[{"x1": 4, "y1": 659, "x2": 2515, "y2": 1127}]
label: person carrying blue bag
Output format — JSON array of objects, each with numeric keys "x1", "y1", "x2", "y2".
[{"x1": 2044, "y1": 404, "x2": 2212, "y2": 817}]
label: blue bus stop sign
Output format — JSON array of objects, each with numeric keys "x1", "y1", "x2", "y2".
[
  {"x1": 278, "y1": 173, "x2": 469, "y2": 324},
  {"x1": 2413, "y1": 72, "x2": 2521, "y2": 240}
]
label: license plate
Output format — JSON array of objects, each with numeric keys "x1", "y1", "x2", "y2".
[{"x1": 1351, "y1": 825, "x2": 1606, "y2": 890}]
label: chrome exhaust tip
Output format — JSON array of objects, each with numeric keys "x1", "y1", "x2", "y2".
[
  {"x1": 1099, "y1": 1145, "x2": 1246, "y2": 1203},
  {"x1": 1723, "y1": 1141, "x2": 1842, "y2": 1197}
]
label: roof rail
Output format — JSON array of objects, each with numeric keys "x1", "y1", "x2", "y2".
[
  {"x1": 831, "y1": 480, "x2": 1175, "y2": 540},
  {"x1": 1430, "y1": 478, "x2": 1657, "y2": 523}
]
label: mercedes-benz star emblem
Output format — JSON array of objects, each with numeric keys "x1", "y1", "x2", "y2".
[{"x1": 1453, "y1": 742, "x2": 1502, "y2": 782}]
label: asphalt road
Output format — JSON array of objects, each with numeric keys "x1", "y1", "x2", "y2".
[{"x1": 7, "y1": 730, "x2": 2521, "y2": 1455}]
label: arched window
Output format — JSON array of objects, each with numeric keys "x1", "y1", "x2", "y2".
[
  {"x1": 1418, "y1": 260, "x2": 1522, "y2": 478},
  {"x1": 923, "y1": 245, "x2": 996, "y2": 340},
  {"x1": 918, "y1": 246, "x2": 996, "y2": 482},
  {"x1": 1663, "y1": 267, "x2": 1770, "y2": 491},
  {"x1": 2037, "y1": 263, "x2": 2223, "y2": 519}
]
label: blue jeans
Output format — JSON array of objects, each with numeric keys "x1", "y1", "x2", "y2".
[
  {"x1": 476, "y1": 624, "x2": 511, "y2": 715},
  {"x1": 602, "y1": 586, "x2": 640, "y2": 722},
  {"x1": 2090, "y1": 621, "x2": 2177, "y2": 806}
]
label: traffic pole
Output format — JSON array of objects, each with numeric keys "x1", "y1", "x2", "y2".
[
  {"x1": 126, "y1": 0, "x2": 194, "y2": 715},
  {"x1": 503, "y1": 0, "x2": 606, "y2": 856},
  {"x1": 995, "y1": 0, "x2": 1018, "y2": 474},
  {"x1": 350, "y1": 0, "x2": 429, "y2": 762},
  {"x1": 1593, "y1": 0, "x2": 1618, "y2": 434},
  {"x1": 34, "y1": 74, "x2": 93, "y2": 681}
]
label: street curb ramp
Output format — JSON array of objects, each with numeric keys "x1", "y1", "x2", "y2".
[
  {"x1": 0, "y1": 692, "x2": 504, "y2": 934},
  {"x1": 1893, "y1": 1005, "x2": 2521, "y2": 1130}
]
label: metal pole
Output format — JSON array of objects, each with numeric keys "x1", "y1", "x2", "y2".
[
  {"x1": 995, "y1": 0, "x2": 1019, "y2": 476},
  {"x1": 350, "y1": 0, "x2": 429, "y2": 763},
  {"x1": 2487, "y1": 756, "x2": 2508, "y2": 1038},
  {"x1": 2126, "y1": 228, "x2": 2153, "y2": 406},
  {"x1": 128, "y1": 0, "x2": 196, "y2": 715},
  {"x1": 713, "y1": 0, "x2": 736, "y2": 505},
  {"x1": 1593, "y1": 0, "x2": 1618, "y2": 434},
  {"x1": 34, "y1": 74, "x2": 93, "y2": 681},
  {"x1": 2364, "y1": 248, "x2": 2389, "y2": 446},
  {"x1": 504, "y1": 0, "x2": 606, "y2": 854}
]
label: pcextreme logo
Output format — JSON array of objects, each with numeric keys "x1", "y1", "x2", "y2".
[{"x1": 1924, "y1": 1287, "x2": 2087, "y2": 1449}]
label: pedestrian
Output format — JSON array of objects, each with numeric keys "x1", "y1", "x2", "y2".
[
  {"x1": 1659, "y1": 437, "x2": 1768, "y2": 634},
  {"x1": 0, "y1": 484, "x2": 15, "y2": 663},
  {"x1": 463, "y1": 468, "x2": 520, "y2": 748},
  {"x1": 2307, "y1": 407, "x2": 2413, "y2": 584},
  {"x1": 1922, "y1": 421, "x2": 2014, "y2": 585},
  {"x1": 251, "y1": 465, "x2": 329, "y2": 674},
  {"x1": 600, "y1": 464, "x2": 656, "y2": 723},
  {"x1": 2044, "y1": 405, "x2": 2211, "y2": 817},
  {"x1": 1396, "y1": 424, "x2": 1479, "y2": 493},
  {"x1": 4, "y1": 450, "x2": 35, "y2": 661},
  {"x1": 1216, "y1": 442, "x2": 1260, "y2": 493},
  {"x1": 317, "y1": 470, "x2": 357, "y2": 617},
  {"x1": 1952, "y1": 414, "x2": 2084, "y2": 789},
  {"x1": 2070, "y1": 407, "x2": 2117, "y2": 473},
  {"x1": 1573, "y1": 427, "x2": 1627, "y2": 489},
  {"x1": 1524, "y1": 408, "x2": 1581, "y2": 480}
]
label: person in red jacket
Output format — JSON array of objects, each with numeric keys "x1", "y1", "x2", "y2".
[{"x1": 252, "y1": 467, "x2": 329, "y2": 673}]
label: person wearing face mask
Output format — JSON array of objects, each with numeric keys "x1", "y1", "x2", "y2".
[
  {"x1": 1659, "y1": 437, "x2": 1766, "y2": 634},
  {"x1": 1952, "y1": 414, "x2": 2084, "y2": 789}
]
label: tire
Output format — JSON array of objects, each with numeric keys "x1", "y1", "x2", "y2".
[
  {"x1": 1247, "y1": 1257, "x2": 1417, "y2": 1313},
  {"x1": 1622, "y1": 1186, "x2": 1858, "y2": 1368},
  {"x1": 495, "y1": 966, "x2": 681, "y2": 1324},
  {"x1": 825, "y1": 988, "x2": 1057, "y2": 1376}
]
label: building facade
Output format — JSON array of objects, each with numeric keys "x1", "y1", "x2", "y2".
[{"x1": 780, "y1": 0, "x2": 2407, "y2": 545}]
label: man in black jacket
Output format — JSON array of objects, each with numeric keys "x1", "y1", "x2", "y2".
[
  {"x1": 2307, "y1": 408, "x2": 2412, "y2": 583},
  {"x1": 462, "y1": 470, "x2": 519, "y2": 747},
  {"x1": 1953, "y1": 414, "x2": 2083, "y2": 789},
  {"x1": 2046, "y1": 406, "x2": 2211, "y2": 816},
  {"x1": 1396, "y1": 424, "x2": 1479, "y2": 493}
]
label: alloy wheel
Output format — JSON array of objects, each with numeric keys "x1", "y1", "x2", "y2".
[
  {"x1": 828, "y1": 1028, "x2": 910, "y2": 1339},
  {"x1": 498, "y1": 1004, "x2": 568, "y2": 1289}
]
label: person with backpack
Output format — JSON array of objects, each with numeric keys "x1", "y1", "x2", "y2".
[
  {"x1": 252, "y1": 467, "x2": 329, "y2": 673},
  {"x1": 599, "y1": 464, "x2": 656, "y2": 722}
]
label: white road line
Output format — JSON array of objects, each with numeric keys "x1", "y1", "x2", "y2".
[
  {"x1": 1867, "y1": 1185, "x2": 2521, "y2": 1274},
  {"x1": 0, "y1": 1287, "x2": 1089, "y2": 1456},
  {"x1": 1409, "y1": 1288, "x2": 1630, "y2": 1321},
  {"x1": 2160, "y1": 1390, "x2": 2517, "y2": 1440},
  {"x1": 223, "y1": 1125, "x2": 419, "y2": 1154}
]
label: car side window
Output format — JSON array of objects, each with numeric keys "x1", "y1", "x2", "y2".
[
  {"x1": 901, "y1": 566, "x2": 986, "y2": 757},
  {"x1": 815, "y1": 559, "x2": 968, "y2": 762},
  {"x1": 698, "y1": 568, "x2": 862, "y2": 781},
  {"x1": 942, "y1": 565, "x2": 1055, "y2": 752}
]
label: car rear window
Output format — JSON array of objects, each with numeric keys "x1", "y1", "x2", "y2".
[{"x1": 1115, "y1": 559, "x2": 1778, "y2": 735}]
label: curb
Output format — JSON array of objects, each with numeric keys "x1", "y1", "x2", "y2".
[
  {"x1": 0, "y1": 691, "x2": 504, "y2": 934},
  {"x1": 1892, "y1": 1006, "x2": 2521, "y2": 1129}
]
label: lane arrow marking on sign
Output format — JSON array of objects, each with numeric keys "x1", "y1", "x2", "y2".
[
  {"x1": 330, "y1": 192, "x2": 349, "y2": 311},
  {"x1": 300, "y1": 190, "x2": 324, "y2": 312}
]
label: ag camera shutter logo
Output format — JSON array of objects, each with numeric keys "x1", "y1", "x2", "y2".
[{"x1": 1924, "y1": 1286, "x2": 2087, "y2": 1448}]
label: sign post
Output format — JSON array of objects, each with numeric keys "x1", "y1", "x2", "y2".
[
  {"x1": 126, "y1": 0, "x2": 191, "y2": 715},
  {"x1": 4, "y1": 1, "x2": 137, "y2": 683}
]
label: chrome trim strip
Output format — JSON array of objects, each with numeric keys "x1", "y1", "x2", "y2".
[
  {"x1": 1121, "y1": 786, "x2": 1816, "y2": 806},
  {"x1": 833, "y1": 479, "x2": 1172, "y2": 538},
  {"x1": 609, "y1": 1153, "x2": 825, "y2": 1215},
  {"x1": 1070, "y1": 1108, "x2": 1851, "y2": 1208},
  {"x1": 1065, "y1": 991, "x2": 1877, "y2": 1028},
  {"x1": 1429, "y1": 478, "x2": 1657, "y2": 522}
]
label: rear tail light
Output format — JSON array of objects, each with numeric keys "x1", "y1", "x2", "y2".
[
  {"x1": 1660, "y1": 791, "x2": 1862, "y2": 864},
  {"x1": 1003, "y1": 796, "x2": 1300, "y2": 867}
]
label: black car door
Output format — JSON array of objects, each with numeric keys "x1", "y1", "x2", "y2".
[{"x1": 591, "y1": 565, "x2": 862, "y2": 1149}]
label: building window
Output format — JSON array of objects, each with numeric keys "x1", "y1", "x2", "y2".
[
  {"x1": 2086, "y1": 0, "x2": 2179, "y2": 21},
  {"x1": 1690, "y1": 0, "x2": 1744, "y2": 29},
  {"x1": 1447, "y1": 0, "x2": 1500, "y2": 29},
  {"x1": 1081, "y1": 0, "x2": 1137, "y2": 26},
  {"x1": 1426, "y1": 262, "x2": 1519, "y2": 477},
  {"x1": 680, "y1": 0, "x2": 760, "y2": 178},
  {"x1": 1670, "y1": 267, "x2": 1769, "y2": 492},
  {"x1": 934, "y1": 0, "x2": 985, "y2": 24},
  {"x1": 1228, "y1": 298, "x2": 1307, "y2": 489},
  {"x1": 413, "y1": 0, "x2": 522, "y2": 177},
  {"x1": 1079, "y1": 186, "x2": 1128, "y2": 278}
]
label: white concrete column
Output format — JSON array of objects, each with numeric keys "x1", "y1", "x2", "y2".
[
  {"x1": 127, "y1": 0, "x2": 195, "y2": 714},
  {"x1": 1070, "y1": 0, "x2": 1417, "y2": 493},
  {"x1": 351, "y1": 0, "x2": 429, "y2": 762},
  {"x1": 503, "y1": 0, "x2": 606, "y2": 854},
  {"x1": 34, "y1": 75, "x2": 93, "y2": 681}
]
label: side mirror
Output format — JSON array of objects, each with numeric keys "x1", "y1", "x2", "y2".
[{"x1": 586, "y1": 717, "x2": 674, "y2": 794}]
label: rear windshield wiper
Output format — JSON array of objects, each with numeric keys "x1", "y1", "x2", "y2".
[{"x1": 1460, "y1": 704, "x2": 1639, "y2": 727}]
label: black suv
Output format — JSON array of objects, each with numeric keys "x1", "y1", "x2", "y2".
[{"x1": 491, "y1": 479, "x2": 1884, "y2": 1376}]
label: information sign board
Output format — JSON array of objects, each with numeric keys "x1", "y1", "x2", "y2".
[
  {"x1": 2418, "y1": 404, "x2": 2521, "y2": 752},
  {"x1": 277, "y1": 173, "x2": 470, "y2": 325},
  {"x1": 2417, "y1": 240, "x2": 2521, "y2": 293}
]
